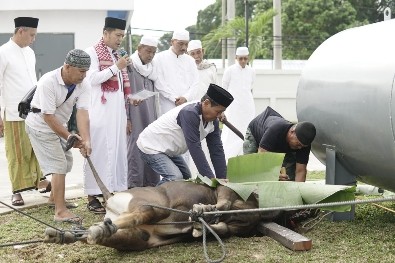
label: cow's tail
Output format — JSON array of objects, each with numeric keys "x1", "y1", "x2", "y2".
[{"x1": 86, "y1": 156, "x2": 113, "y2": 202}]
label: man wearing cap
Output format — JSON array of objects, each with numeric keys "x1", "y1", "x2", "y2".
[
  {"x1": 187, "y1": 40, "x2": 218, "y2": 99},
  {"x1": 153, "y1": 29, "x2": 199, "y2": 115},
  {"x1": 126, "y1": 35, "x2": 160, "y2": 188},
  {"x1": 83, "y1": 17, "x2": 130, "y2": 213},
  {"x1": 137, "y1": 84, "x2": 233, "y2": 185},
  {"x1": 221, "y1": 46, "x2": 256, "y2": 162},
  {"x1": 25, "y1": 49, "x2": 92, "y2": 223},
  {"x1": 0, "y1": 17, "x2": 50, "y2": 206},
  {"x1": 243, "y1": 106, "x2": 316, "y2": 182}
]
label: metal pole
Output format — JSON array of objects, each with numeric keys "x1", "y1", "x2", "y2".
[
  {"x1": 245, "y1": 0, "x2": 249, "y2": 47},
  {"x1": 273, "y1": 0, "x2": 282, "y2": 69},
  {"x1": 222, "y1": 0, "x2": 227, "y2": 68},
  {"x1": 227, "y1": 0, "x2": 236, "y2": 66}
]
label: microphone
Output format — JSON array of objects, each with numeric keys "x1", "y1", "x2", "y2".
[{"x1": 118, "y1": 47, "x2": 132, "y2": 72}]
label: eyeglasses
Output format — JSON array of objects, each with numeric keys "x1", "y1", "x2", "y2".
[{"x1": 237, "y1": 57, "x2": 248, "y2": 61}]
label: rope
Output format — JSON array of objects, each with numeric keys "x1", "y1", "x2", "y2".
[
  {"x1": 0, "y1": 200, "x2": 85, "y2": 248},
  {"x1": 203, "y1": 196, "x2": 395, "y2": 216},
  {"x1": 199, "y1": 217, "x2": 227, "y2": 263},
  {"x1": 0, "y1": 200, "x2": 64, "y2": 232},
  {"x1": 0, "y1": 240, "x2": 44, "y2": 248}
]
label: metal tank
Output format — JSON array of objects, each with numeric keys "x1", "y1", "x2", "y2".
[{"x1": 297, "y1": 19, "x2": 395, "y2": 192}]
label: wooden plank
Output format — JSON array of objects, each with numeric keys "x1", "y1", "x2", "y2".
[{"x1": 257, "y1": 222, "x2": 312, "y2": 251}]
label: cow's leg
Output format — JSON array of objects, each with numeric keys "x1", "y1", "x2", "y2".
[{"x1": 88, "y1": 205, "x2": 170, "y2": 244}]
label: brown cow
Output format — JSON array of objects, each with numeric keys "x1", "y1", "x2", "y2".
[{"x1": 44, "y1": 180, "x2": 280, "y2": 251}]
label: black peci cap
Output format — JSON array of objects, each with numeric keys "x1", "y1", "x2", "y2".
[
  {"x1": 14, "y1": 17, "x2": 39, "y2": 28},
  {"x1": 295, "y1": 122, "x2": 316, "y2": 145},
  {"x1": 104, "y1": 17, "x2": 126, "y2": 30},
  {"x1": 206, "y1": 83, "x2": 234, "y2": 108}
]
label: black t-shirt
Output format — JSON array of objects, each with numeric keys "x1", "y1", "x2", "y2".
[{"x1": 248, "y1": 107, "x2": 311, "y2": 164}]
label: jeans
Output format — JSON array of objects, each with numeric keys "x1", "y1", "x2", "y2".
[{"x1": 138, "y1": 149, "x2": 192, "y2": 185}]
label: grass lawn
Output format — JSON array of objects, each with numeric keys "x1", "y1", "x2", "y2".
[{"x1": 0, "y1": 171, "x2": 394, "y2": 263}]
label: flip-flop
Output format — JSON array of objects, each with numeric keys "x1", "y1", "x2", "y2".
[
  {"x1": 48, "y1": 202, "x2": 78, "y2": 209},
  {"x1": 54, "y1": 216, "x2": 83, "y2": 224},
  {"x1": 11, "y1": 193, "x2": 25, "y2": 206},
  {"x1": 87, "y1": 198, "x2": 106, "y2": 214},
  {"x1": 39, "y1": 181, "x2": 52, "y2": 194}
]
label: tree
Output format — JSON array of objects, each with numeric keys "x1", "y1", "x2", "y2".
[{"x1": 202, "y1": 9, "x2": 276, "y2": 63}]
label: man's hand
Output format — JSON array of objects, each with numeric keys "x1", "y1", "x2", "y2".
[
  {"x1": 79, "y1": 140, "x2": 92, "y2": 157},
  {"x1": 126, "y1": 120, "x2": 132, "y2": 135},
  {"x1": 129, "y1": 98, "x2": 143, "y2": 106},
  {"x1": 278, "y1": 167, "x2": 290, "y2": 181},
  {"x1": 218, "y1": 113, "x2": 227, "y2": 122},
  {"x1": 116, "y1": 55, "x2": 130, "y2": 70},
  {"x1": 175, "y1": 96, "x2": 187, "y2": 106}
]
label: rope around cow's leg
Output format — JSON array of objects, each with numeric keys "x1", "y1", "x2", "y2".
[{"x1": 199, "y1": 217, "x2": 226, "y2": 263}]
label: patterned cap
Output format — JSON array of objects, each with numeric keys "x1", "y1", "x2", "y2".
[{"x1": 65, "y1": 49, "x2": 91, "y2": 69}]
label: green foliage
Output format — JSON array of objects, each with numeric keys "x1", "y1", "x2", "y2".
[
  {"x1": 202, "y1": 9, "x2": 276, "y2": 62},
  {"x1": 227, "y1": 152, "x2": 284, "y2": 183}
]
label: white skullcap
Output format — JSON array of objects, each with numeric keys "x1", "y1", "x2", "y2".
[
  {"x1": 140, "y1": 35, "x2": 158, "y2": 47},
  {"x1": 236, "y1": 47, "x2": 249, "y2": 56},
  {"x1": 172, "y1": 29, "x2": 190, "y2": 41},
  {"x1": 187, "y1": 40, "x2": 202, "y2": 52}
]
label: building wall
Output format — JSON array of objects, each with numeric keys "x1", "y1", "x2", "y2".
[
  {"x1": 0, "y1": 0, "x2": 134, "y2": 50},
  {"x1": 217, "y1": 69, "x2": 302, "y2": 122}
]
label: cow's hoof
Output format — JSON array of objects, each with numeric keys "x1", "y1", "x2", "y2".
[{"x1": 87, "y1": 221, "x2": 118, "y2": 244}]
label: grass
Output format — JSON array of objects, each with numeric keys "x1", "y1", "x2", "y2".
[{"x1": 1, "y1": 171, "x2": 394, "y2": 263}]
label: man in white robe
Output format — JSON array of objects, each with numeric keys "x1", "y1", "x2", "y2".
[
  {"x1": 83, "y1": 17, "x2": 131, "y2": 213},
  {"x1": 221, "y1": 47, "x2": 256, "y2": 162},
  {"x1": 187, "y1": 40, "x2": 217, "y2": 176},
  {"x1": 153, "y1": 29, "x2": 199, "y2": 115}
]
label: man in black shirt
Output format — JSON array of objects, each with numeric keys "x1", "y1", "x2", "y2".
[{"x1": 243, "y1": 106, "x2": 316, "y2": 182}]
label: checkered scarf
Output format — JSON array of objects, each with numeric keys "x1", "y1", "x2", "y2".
[{"x1": 94, "y1": 38, "x2": 131, "y2": 104}]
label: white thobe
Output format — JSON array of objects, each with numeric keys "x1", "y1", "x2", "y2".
[
  {"x1": 83, "y1": 46, "x2": 128, "y2": 195},
  {"x1": 153, "y1": 48, "x2": 199, "y2": 115},
  {"x1": 0, "y1": 39, "x2": 37, "y2": 121},
  {"x1": 221, "y1": 63, "x2": 256, "y2": 161},
  {"x1": 189, "y1": 60, "x2": 217, "y2": 177}
]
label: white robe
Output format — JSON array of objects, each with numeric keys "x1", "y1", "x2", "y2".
[
  {"x1": 0, "y1": 39, "x2": 37, "y2": 121},
  {"x1": 83, "y1": 46, "x2": 128, "y2": 195},
  {"x1": 153, "y1": 48, "x2": 199, "y2": 115},
  {"x1": 221, "y1": 63, "x2": 256, "y2": 161}
]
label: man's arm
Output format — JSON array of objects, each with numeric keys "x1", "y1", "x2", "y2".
[
  {"x1": 43, "y1": 114, "x2": 71, "y2": 140},
  {"x1": 295, "y1": 163, "x2": 307, "y2": 182},
  {"x1": 177, "y1": 109, "x2": 216, "y2": 178},
  {"x1": 76, "y1": 108, "x2": 92, "y2": 156}
]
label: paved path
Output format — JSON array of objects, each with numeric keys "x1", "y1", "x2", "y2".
[{"x1": 0, "y1": 136, "x2": 325, "y2": 214}]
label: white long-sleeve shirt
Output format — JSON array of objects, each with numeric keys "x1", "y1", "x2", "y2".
[
  {"x1": 0, "y1": 39, "x2": 37, "y2": 121},
  {"x1": 153, "y1": 48, "x2": 199, "y2": 115}
]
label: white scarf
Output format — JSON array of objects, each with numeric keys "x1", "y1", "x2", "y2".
[{"x1": 131, "y1": 51, "x2": 157, "y2": 81}]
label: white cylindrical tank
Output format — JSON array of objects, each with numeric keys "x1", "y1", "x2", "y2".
[{"x1": 297, "y1": 19, "x2": 395, "y2": 192}]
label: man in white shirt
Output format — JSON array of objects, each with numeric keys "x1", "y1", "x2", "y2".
[
  {"x1": 187, "y1": 39, "x2": 218, "y2": 176},
  {"x1": 25, "y1": 49, "x2": 92, "y2": 223},
  {"x1": 221, "y1": 47, "x2": 256, "y2": 162},
  {"x1": 0, "y1": 17, "x2": 50, "y2": 206},
  {"x1": 153, "y1": 29, "x2": 199, "y2": 115},
  {"x1": 84, "y1": 17, "x2": 130, "y2": 214}
]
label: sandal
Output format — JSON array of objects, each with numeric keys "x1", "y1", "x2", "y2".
[
  {"x1": 87, "y1": 198, "x2": 106, "y2": 214},
  {"x1": 11, "y1": 193, "x2": 25, "y2": 206},
  {"x1": 39, "y1": 181, "x2": 52, "y2": 194}
]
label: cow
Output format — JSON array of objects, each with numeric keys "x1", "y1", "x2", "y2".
[{"x1": 44, "y1": 180, "x2": 280, "y2": 251}]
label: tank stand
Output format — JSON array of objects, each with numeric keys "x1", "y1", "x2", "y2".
[{"x1": 325, "y1": 146, "x2": 356, "y2": 221}]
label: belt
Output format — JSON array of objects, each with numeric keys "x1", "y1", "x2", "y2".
[{"x1": 31, "y1": 107, "x2": 41, "y2": 113}]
